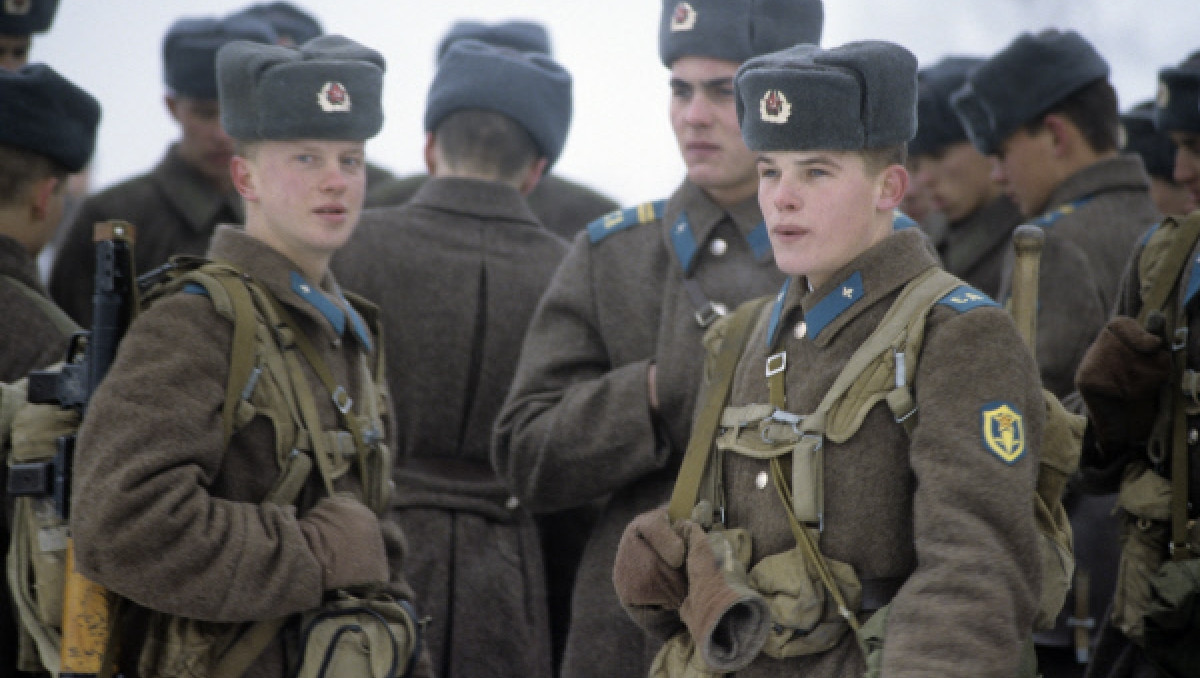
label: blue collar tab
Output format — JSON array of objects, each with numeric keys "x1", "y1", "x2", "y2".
[
  {"x1": 290, "y1": 271, "x2": 373, "y2": 351},
  {"x1": 765, "y1": 278, "x2": 792, "y2": 349},
  {"x1": 747, "y1": 221, "x2": 772, "y2": 261},
  {"x1": 805, "y1": 271, "x2": 865, "y2": 340},
  {"x1": 893, "y1": 210, "x2": 918, "y2": 230},
  {"x1": 670, "y1": 212, "x2": 773, "y2": 273},
  {"x1": 1030, "y1": 196, "x2": 1093, "y2": 228}
]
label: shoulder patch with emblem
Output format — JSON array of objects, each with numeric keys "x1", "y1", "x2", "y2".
[
  {"x1": 937, "y1": 285, "x2": 999, "y2": 313},
  {"x1": 980, "y1": 401, "x2": 1026, "y2": 464},
  {"x1": 587, "y1": 200, "x2": 666, "y2": 244}
]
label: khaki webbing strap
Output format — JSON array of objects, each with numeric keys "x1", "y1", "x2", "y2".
[
  {"x1": 1137, "y1": 214, "x2": 1200, "y2": 326},
  {"x1": 767, "y1": 353, "x2": 787, "y2": 410},
  {"x1": 0, "y1": 274, "x2": 81, "y2": 337},
  {"x1": 207, "y1": 268, "x2": 261, "y2": 447},
  {"x1": 668, "y1": 296, "x2": 772, "y2": 522},
  {"x1": 1170, "y1": 350, "x2": 1193, "y2": 560}
]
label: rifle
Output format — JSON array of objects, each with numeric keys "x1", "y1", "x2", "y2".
[{"x1": 7, "y1": 221, "x2": 138, "y2": 678}]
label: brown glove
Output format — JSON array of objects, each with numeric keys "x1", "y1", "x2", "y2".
[
  {"x1": 678, "y1": 522, "x2": 770, "y2": 672},
  {"x1": 1076, "y1": 315, "x2": 1171, "y2": 458},
  {"x1": 299, "y1": 494, "x2": 389, "y2": 591},
  {"x1": 613, "y1": 507, "x2": 688, "y2": 610}
]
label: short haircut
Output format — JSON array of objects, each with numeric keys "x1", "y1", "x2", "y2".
[
  {"x1": 234, "y1": 139, "x2": 261, "y2": 159},
  {"x1": 861, "y1": 144, "x2": 907, "y2": 177},
  {"x1": 434, "y1": 109, "x2": 539, "y2": 183},
  {"x1": 1023, "y1": 78, "x2": 1120, "y2": 153},
  {"x1": 0, "y1": 143, "x2": 67, "y2": 206}
]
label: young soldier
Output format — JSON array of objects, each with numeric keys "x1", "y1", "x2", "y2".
[
  {"x1": 0, "y1": 61, "x2": 98, "y2": 678},
  {"x1": 332, "y1": 39, "x2": 572, "y2": 678},
  {"x1": 48, "y1": 12, "x2": 275, "y2": 327},
  {"x1": 69, "y1": 35, "x2": 430, "y2": 678},
  {"x1": 492, "y1": 2, "x2": 823, "y2": 676},
  {"x1": 613, "y1": 39, "x2": 1044, "y2": 678},
  {"x1": 0, "y1": 0, "x2": 56, "y2": 70},
  {"x1": 365, "y1": 18, "x2": 619, "y2": 240},
  {"x1": 952, "y1": 31, "x2": 1161, "y2": 674},
  {"x1": 1122, "y1": 102, "x2": 1196, "y2": 216},
  {"x1": 1075, "y1": 52, "x2": 1200, "y2": 678},
  {"x1": 910, "y1": 56, "x2": 1022, "y2": 299}
]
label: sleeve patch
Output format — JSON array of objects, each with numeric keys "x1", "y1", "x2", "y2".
[
  {"x1": 587, "y1": 200, "x2": 665, "y2": 244},
  {"x1": 980, "y1": 401, "x2": 1026, "y2": 464},
  {"x1": 937, "y1": 285, "x2": 999, "y2": 313}
]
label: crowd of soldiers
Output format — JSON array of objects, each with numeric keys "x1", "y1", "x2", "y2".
[{"x1": 2, "y1": 0, "x2": 1199, "y2": 677}]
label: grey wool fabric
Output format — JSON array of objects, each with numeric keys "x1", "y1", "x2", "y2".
[
  {"x1": 911, "y1": 56, "x2": 983, "y2": 157},
  {"x1": 0, "y1": 0, "x2": 57, "y2": 34},
  {"x1": 228, "y1": 2, "x2": 323, "y2": 46},
  {"x1": 436, "y1": 19, "x2": 552, "y2": 61},
  {"x1": 951, "y1": 29, "x2": 1109, "y2": 156},
  {"x1": 657, "y1": 0, "x2": 823, "y2": 68},
  {"x1": 163, "y1": 14, "x2": 276, "y2": 99},
  {"x1": 217, "y1": 34, "x2": 385, "y2": 141},
  {"x1": 423, "y1": 39, "x2": 573, "y2": 167},
  {"x1": 734, "y1": 41, "x2": 917, "y2": 152},
  {"x1": 0, "y1": 63, "x2": 100, "y2": 172},
  {"x1": 1155, "y1": 64, "x2": 1200, "y2": 133}
]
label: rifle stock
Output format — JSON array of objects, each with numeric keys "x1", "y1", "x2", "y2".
[{"x1": 1010, "y1": 224, "x2": 1045, "y2": 356}]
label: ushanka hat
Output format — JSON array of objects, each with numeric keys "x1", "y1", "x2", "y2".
[
  {"x1": 1155, "y1": 54, "x2": 1200, "y2": 134},
  {"x1": 735, "y1": 40, "x2": 917, "y2": 152},
  {"x1": 0, "y1": 63, "x2": 100, "y2": 171},
  {"x1": 424, "y1": 39, "x2": 572, "y2": 166},
  {"x1": 0, "y1": 0, "x2": 58, "y2": 36},
  {"x1": 228, "y1": 2, "x2": 324, "y2": 47},
  {"x1": 910, "y1": 56, "x2": 983, "y2": 158},
  {"x1": 436, "y1": 19, "x2": 551, "y2": 62},
  {"x1": 164, "y1": 13, "x2": 276, "y2": 99},
  {"x1": 1122, "y1": 102, "x2": 1177, "y2": 181},
  {"x1": 951, "y1": 29, "x2": 1109, "y2": 156},
  {"x1": 218, "y1": 34, "x2": 385, "y2": 141},
  {"x1": 658, "y1": 0, "x2": 823, "y2": 68}
]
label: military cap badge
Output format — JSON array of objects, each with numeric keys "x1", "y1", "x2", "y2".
[
  {"x1": 760, "y1": 89, "x2": 791, "y2": 124},
  {"x1": 5, "y1": 0, "x2": 32, "y2": 14},
  {"x1": 670, "y1": 2, "x2": 697, "y2": 32},
  {"x1": 980, "y1": 401, "x2": 1025, "y2": 464},
  {"x1": 1157, "y1": 79, "x2": 1170, "y2": 110},
  {"x1": 318, "y1": 81, "x2": 351, "y2": 112}
]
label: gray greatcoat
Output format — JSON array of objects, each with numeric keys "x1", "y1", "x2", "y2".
[
  {"x1": 494, "y1": 180, "x2": 786, "y2": 678},
  {"x1": 0, "y1": 233, "x2": 76, "y2": 382},
  {"x1": 333, "y1": 177, "x2": 568, "y2": 678},
  {"x1": 70, "y1": 227, "x2": 428, "y2": 678},
  {"x1": 939, "y1": 194, "x2": 1023, "y2": 299},
  {"x1": 48, "y1": 144, "x2": 244, "y2": 327},
  {"x1": 640, "y1": 227, "x2": 1043, "y2": 678}
]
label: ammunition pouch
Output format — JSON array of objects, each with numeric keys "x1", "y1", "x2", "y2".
[
  {"x1": 1143, "y1": 554, "x2": 1200, "y2": 677},
  {"x1": 1111, "y1": 465, "x2": 1172, "y2": 645},
  {"x1": 134, "y1": 613, "x2": 244, "y2": 678},
  {"x1": 748, "y1": 544, "x2": 862, "y2": 658},
  {"x1": 295, "y1": 590, "x2": 421, "y2": 678}
]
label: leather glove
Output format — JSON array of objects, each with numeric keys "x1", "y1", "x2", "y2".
[
  {"x1": 299, "y1": 494, "x2": 389, "y2": 591},
  {"x1": 678, "y1": 522, "x2": 770, "y2": 672},
  {"x1": 613, "y1": 507, "x2": 688, "y2": 610},
  {"x1": 1076, "y1": 315, "x2": 1171, "y2": 459}
]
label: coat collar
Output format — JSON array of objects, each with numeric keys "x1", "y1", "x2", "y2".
[
  {"x1": 409, "y1": 176, "x2": 541, "y2": 228},
  {"x1": 0, "y1": 233, "x2": 42, "y2": 292},
  {"x1": 661, "y1": 180, "x2": 769, "y2": 274},
  {"x1": 153, "y1": 144, "x2": 245, "y2": 235},
  {"x1": 767, "y1": 227, "x2": 939, "y2": 349},
  {"x1": 941, "y1": 195, "x2": 1022, "y2": 274},
  {"x1": 1038, "y1": 154, "x2": 1151, "y2": 221},
  {"x1": 206, "y1": 226, "x2": 372, "y2": 350}
]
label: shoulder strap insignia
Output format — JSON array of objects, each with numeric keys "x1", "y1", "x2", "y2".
[
  {"x1": 587, "y1": 200, "x2": 666, "y2": 244},
  {"x1": 937, "y1": 284, "x2": 999, "y2": 313}
]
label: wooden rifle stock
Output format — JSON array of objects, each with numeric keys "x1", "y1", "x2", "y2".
[{"x1": 1010, "y1": 225, "x2": 1045, "y2": 356}]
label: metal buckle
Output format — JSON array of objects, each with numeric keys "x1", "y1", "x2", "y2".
[
  {"x1": 765, "y1": 352, "x2": 787, "y2": 377},
  {"x1": 331, "y1": 386, "x2": 353, "y2": 414},
  {"x1": 694, "y1": 301, "x2": 729, "y2": 327},
  {"x1": 1174, "y1": 327, "x2": 1189, "y2": 352}
]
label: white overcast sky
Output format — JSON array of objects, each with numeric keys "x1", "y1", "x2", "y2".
[{"x1": 32, "y1": 0, "x2": 1200, "y2": 207}]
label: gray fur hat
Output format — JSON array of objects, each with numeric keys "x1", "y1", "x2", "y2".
[
  {"x1": 436, "y1": 20, "x2": 551, "y2": 62},
  {"x1": 951, "y1": 29, "x2": 1109, "y2": 156},
  {"x1": 910, "y1": 56, "x2": 983, "y2": 158},
  {"x1": 164, "y1": 14, "x2": 277, "y2": 99},
  {"x1": 0, "y1": 0, "x2": 57, "y2": 36},
  {"x1": 424, "y1": 39, "x2": 572, "y2": 167},
  {"x1": 1155, "y1": 62, "x2": 1200, "y2": 134},
  {"x1": 658, "y1": 0, "x2": 823, "y2": 68},
  {"x1": 229, "y1": 2, "x2": 324, "y2": 47},
  {"x1": 0, "y1": 63, "x2": 100, "y2": 172},
  {"x1": 218, "y1": 34, "x2": 386, "y2": 142},
  {"x1": 735, "y1": 40, "x2": 917, "y2": 152}
]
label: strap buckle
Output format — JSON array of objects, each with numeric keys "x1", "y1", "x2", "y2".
[
  {"x1": 1173, "y1": 327, "x2": 1189, "y2": 352},
  {"x1": 765, "y1": 352, "x2": 787, "y2": 377},
  {"x1": 331, "y1": 386, "x2": 354, "y2": 414},
  {"x1": 694, "y1": 301, "x2": 729, "y2": 327}
]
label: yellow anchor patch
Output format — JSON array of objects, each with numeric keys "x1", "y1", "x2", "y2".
[{"x1": 980, "y1": 402, "x2": 1025, "y2": 464}]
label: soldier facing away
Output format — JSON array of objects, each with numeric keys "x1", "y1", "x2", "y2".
[
  {"x1": 492, "y1": 1, "x2": 823, "y2": 676},
  {"x1": 68, "y1": 35, "x2": 431, "y2": 678},
  {"x1": 333, "y1": 38, "x2": 573, "y2": 678},
  {"x1": 613, "y1": 39, "x2": 1044, "y2": 678}
]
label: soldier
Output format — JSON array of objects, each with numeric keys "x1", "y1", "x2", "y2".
[
  {"x1": 1122, "y1": 101, "x2": 1196, "y2": 216},
  {"x1": 332, "y1": 39, "x2": 572, "y2": 678},
  {"x1": 48, "y1": 12, "x2": 275, "y2": 327},
  {"x1": 365, "y1": 19, "x2": 618, "y2": 240},
  {"x1": 1075, "y1": 52, "x2": 1200, "y2": 678},
  {"x1": 951, "y1": 30, "x2": 1162, "y2": 676},
  {"x1": 69, "y1": 35, "x2": 430, "y2": 678},
  {"x1": 0, "y1": 62, "x2": 98, "y2": 677},
  {"x1": 492, "y1": 2, "x2": 823, "y2": 676},
  {"x1": 910, "y1": 56, "x2": 1022, "y2": 299},
  {"x1": 0, "y1": 0, "x2": 56, "y2": 70},
  {"x1": 613, "y1": 39, "x2": 1044, "y2": 678}
]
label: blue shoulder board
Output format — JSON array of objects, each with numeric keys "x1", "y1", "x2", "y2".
[
  {"x1": 587, "y1": 200, "x2": 666, "y2": 244},
  {"x1": 182, "y1": 282, "x2": 210, "y2": 297},
  {"x1": 937, "y1": 285, "x2": 999, "y2": 313}
]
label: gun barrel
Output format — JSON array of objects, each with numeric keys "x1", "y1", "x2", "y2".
[{"x1": 1010, "y1": 224, "x2": 1045, "y2": 359}]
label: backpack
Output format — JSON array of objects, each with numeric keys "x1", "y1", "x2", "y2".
[
  {"x1": 5, "y1": 255, "x2": 409, "y2": 677},
  {"x1": 666, "y1": 264, "x2": 1081, "y2": 675}
]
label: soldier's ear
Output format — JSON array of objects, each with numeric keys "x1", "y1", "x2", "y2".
[
  {"x1": 518, "y1": 157, "x2": 548, "y2": 196},
  {"x1": 29, "y1": 175, "x2": 61, "y2": 221},
  {"x1": 875, "y1": 163, "x2": 909, "y2": 212},
  {"x1": 230, "y1": 154, "x2": 258, "y2": 201},
  {"x1": 423, "y1": 132, "x2": 437, "y2": 175}
]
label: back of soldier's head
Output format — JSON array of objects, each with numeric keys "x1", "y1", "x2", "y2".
[
  {"x1": 424, "y1": 39, "x2": 572, "y2": 182},
  {"x1": 436, "y1": 19, "x2": 551, "y2": 62}
]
